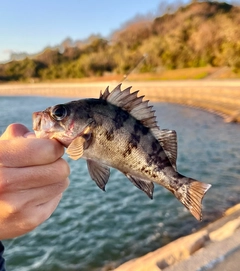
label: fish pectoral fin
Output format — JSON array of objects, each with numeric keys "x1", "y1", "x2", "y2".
[
  {"x1": 126, "y1": 174, "x2": 154, "y2": 199},
  {"x1": 153, "y1": 129, "x2": 178, "y2": 171},
  {"x1": 66, "y1": 136, "x2": 85, "y2": 160},
  {"x1": 87, "y1": 160, "x2": 110, "y2": 191}
]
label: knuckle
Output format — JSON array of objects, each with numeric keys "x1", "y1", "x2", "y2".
[
  {"x1": 8, "y1": 204, "x2": 20, "y2": 216},
  {"x1": 3, "y1": 124, "x2": 17, "y2": 137},
  {"x1": 35, "y1": 139, "x2": 64, "y2": 164},
  {"x1": 49, "y1": 140, "x2": 65, "y2": 160},
  {"x1": 55, "y1": 178, "x2": 70, "y2": 193},
  {"x1": 21, "y1": 215, "x2": 42, "y2": 232},
  {"x1": 1, "y1": 124, "x2": 28, "y2": 139},
  {"x1": 53, "y1": 159, "x2": 70, "y2": 178},
  {"x1": 0, "y1": 170, "x2": 9, "y2": 191},
  {"x1": 63, "y1": 178, "x2": 70, "y2": 190},
  {"x1": 60, "y1": 159, "x2": 71, "y2": 177},
  {"x1": 0, "y1": 199, "x2": 21, "y2": 218},
  {"x1": 21, "y1": 207, "x2": 52, "y2": 231},
  {"x1": 0, "y1": 143, "x2": 11, "y2": 167}
]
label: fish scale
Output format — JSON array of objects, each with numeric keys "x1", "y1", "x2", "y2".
[{"x1": 32, "y1": 84, "x2": 211, "y2": 221}]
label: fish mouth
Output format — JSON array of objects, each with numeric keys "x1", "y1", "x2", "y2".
[
  {"x1": 32, "y1": 112, "x2": 41, "y2": 131},
  {"x1": 32, "y1": 111, "x2": 55, "y2": 139}
]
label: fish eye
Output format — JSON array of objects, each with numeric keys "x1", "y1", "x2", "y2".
[{"x1": 51, "y1": 105, "x2": 68, "y2": 121}]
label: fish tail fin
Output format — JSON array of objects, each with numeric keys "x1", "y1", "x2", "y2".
[{"x1": 173, "y1": 178, "x2": 211, "y2": 221}]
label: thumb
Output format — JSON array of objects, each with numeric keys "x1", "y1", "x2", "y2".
[{"x1": 0, "y1": 123, "x2": 31, "y2": 140}]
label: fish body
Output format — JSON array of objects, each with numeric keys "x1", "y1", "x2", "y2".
[{"x1": 33, "y1": 85, "x2": 211, "y2": 220}]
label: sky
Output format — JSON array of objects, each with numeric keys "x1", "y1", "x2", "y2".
[{"x1": 0, "y1": 0, "x2": 191, "y2": 63}]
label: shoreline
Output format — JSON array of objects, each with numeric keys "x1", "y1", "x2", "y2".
[{"x1": 0, "y1": 80, "x2": 240, "y2": 123}]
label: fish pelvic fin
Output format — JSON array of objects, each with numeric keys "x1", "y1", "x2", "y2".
[
  {"x1": 87, "y1": 160, "x2": 110, "y2": 191},
  {"x1": 174, "y1": 179, "x2": 211, "y2": 221},
  {"x1": 126, "y1": 174, "x2": 154, "y2": 199}
]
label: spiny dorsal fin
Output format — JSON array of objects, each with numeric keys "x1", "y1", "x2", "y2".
[
  {"x1": 100, "y1": 84, "x2": 158, "y2": 130},
  {"x1": 153, "y1": 129, "x2": 178, "y2": 171}
]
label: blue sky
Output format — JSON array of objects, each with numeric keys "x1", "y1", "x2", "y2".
[{"x1": 0, "y1": 0, "x2": 192, "y2": 63}]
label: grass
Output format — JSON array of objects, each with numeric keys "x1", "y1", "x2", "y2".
[{"x1": 2, "y1": 66, "x2": 240, "y2": 85}]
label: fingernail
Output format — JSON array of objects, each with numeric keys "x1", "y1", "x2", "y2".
[{"x1": 24, "y1": 132, "x2": 36, "y2": 138}]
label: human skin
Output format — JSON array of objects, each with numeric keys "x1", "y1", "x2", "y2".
[{"x1": 0, "y1": 123, "x2": 70, "y2": 240}]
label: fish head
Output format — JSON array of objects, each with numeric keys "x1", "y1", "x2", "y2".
[{"x1": 32, "y1": 101, "x2": 93, "y2": 147}]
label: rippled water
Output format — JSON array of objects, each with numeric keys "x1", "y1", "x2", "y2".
[{"x1": 1, "y1": 95, "x2": 240, "y2": 271}]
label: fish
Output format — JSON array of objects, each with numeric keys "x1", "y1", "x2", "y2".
[{"x1": 32, "y1": 84, "x2": 211, "y2": 221}]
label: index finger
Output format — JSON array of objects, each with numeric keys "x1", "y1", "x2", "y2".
[{"x1": 0, "y1": 137, "x2": 65, "y2": 167}]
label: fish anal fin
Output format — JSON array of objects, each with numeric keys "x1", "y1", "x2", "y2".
[
  {"x1": 87, "y1": 160, "x2": 110, "y2": 191},
  {"x1": 174, "y1": 179, "x2": 211, "y2": 221},
  {"x1": 66, "y1": 137, "x2": 85, "y2": 160},
  {"x1": 153, "y1": 129, "x2": 178, "y2": 171},
  {"x1": 126, "y1": 174, "x2": 154, "y2": 199}
]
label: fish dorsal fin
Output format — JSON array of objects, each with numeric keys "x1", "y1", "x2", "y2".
[
  {"x1": 100, "y1": 84, "x2": 158, "y2": 130},
  {"x1": 126, "y1": 173, "x2": 154, "y2": 199},
  {"x1": 66, "y1": 136, "x2": 85, "y2": 160},
  {"x1": 153, "y1": 129, "x2": 178, "y2": 171},
  {"x1": 87, "y1": 159, "x2": 110, "y2": 191}
]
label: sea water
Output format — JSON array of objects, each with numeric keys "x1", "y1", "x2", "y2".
[{"x1": 1, "y1": 95, "x2": 240, "y2": 271}]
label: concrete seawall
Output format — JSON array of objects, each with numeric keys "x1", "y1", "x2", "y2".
[
  {"x1": 0, "y1": 80, "x2": 240, "y2": 122},
  {"x1": 113, "y1": 204, "x2": 240, "y2": 271}
]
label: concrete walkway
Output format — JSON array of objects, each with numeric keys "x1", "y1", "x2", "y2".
[
  {"x1": 165, "y1": 228, "x2": 240, "y2": 271},
  {"x1": 209, "y1": 246, "x2": 240, "y2": 271},
  {"x1": 164, "y1": 205, "x2": 240, "y2": 271},
  {"x1": 114, "y1": 204, "x2": 240, "y2": 271}
]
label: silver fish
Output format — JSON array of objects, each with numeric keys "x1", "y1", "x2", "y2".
[{"x1": 32, "y1": 84, "x2": 211, "y2": 220}]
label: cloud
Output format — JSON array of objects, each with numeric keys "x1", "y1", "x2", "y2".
[{"x1": 0, "y1": 49, "x2": 13, "y2": 63}]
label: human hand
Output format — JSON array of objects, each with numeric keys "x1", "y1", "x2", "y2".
[{"x1": 0, "y1": 123, "x2": 70, "y2": 240}]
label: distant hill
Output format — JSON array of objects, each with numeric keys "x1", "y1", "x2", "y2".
[{"x1": 1, "y1": 1, "x2": 240, "y2": 82}]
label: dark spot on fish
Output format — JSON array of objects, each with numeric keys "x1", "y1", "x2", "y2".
[
  {"x1": 105, "y1": 128, "x2": 114, "y2": 141},
  {"x1": 122, "y1": 135, "x2": 139, "y2": 158},
  {"x1": 129, "y1": 136, "x2": 139, "y2": 149},
  {"x1": 113, "y1": 108, "x2": 129, "y2": 129},
  {"x1": 173, "y1": 179, "x2": 179, "y2": 186},
  {"x1": 131, "y1": 133, "x2": 140, "y2": 144},
  {"x1": 146, "y1": 140, "x2": 171, "y2": 169},
  {"x1": 140, "y1": 165, "x2": 157, "y2": 178},
  {"x1": 149, "y1": 155, "x2": 170, "y2": 169},
  {"x1": 123, "y1": 147, "x2": 132, "y2": 158},
  {"x1": 151, "y1": 141, "x2": 158, "y2": 151},
  {"x1": 134, "y1": 122, "x2": 149, "y2": 135}
]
